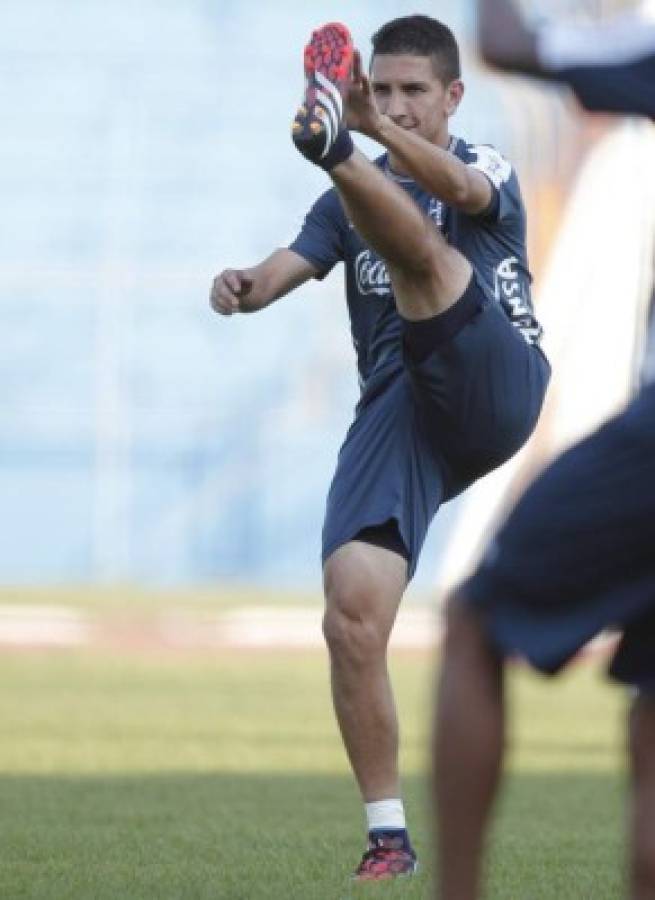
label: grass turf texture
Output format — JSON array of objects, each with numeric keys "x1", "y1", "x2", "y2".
[{"x1": 0, "y1": 648, "x2": 626, "y2": 899}]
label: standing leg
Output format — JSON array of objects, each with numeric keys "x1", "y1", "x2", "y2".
[
  {"x1": 433, "y1": 596, "x2": 506, "y2": 900},
  {"x1": 323, "y1": 540, "x2": 419, "y2": 877},
  {"x1": 628, "y1": 692, "x2": 655, "y2": 900},
  {"x1": 323, "y1": 541, "x2": 407, "y2": 802}
]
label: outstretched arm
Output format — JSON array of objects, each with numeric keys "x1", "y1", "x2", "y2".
[
  {"x1": 210, "y1": 249, "x2": 319, "y2": 316},
  {"x1": 346, "y1": 52, "x2": 493, "y2": 216}
]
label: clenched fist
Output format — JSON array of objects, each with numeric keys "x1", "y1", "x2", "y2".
[{"x1": 210, "y1": 269, "x2": 254, "y2": 316}]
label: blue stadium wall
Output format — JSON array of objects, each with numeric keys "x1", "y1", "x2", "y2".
[{"x1": 1, "y1": 0, "x2": 508, "y2": 587}]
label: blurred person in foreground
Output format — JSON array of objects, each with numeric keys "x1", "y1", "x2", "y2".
[
  {"x1": 211, "y1": 14, "x2": 550, "y2": 880},
  {"x1": 433, "y1": 2, "x2": 655, "y2": 898}
]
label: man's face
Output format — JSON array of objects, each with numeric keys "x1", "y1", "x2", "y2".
[{"x1": 369, "y1": 54, "x2": 463, "y2": 146}]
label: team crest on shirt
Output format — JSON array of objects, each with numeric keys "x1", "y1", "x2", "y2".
[
  {"x1": 428, "y1": 197, "x2": 444, "y2": 229},
  {"x1": 355, "y1": 250, "x2": 392, "y2": 297},
  {"x1": 469, "y1": 145, "x2": 512, "y2": 189}
]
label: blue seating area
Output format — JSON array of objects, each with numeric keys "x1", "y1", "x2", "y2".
[{"x1": 0, "y1": 1, "x2": 509, "y2": 585}]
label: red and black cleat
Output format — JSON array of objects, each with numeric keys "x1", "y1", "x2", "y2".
[
  {"x1": 353, "y1": 834, "x2": 418, "y2": 881},
  {"x1": 291, "y1": 22, "x2": 354, "y2": 164}
]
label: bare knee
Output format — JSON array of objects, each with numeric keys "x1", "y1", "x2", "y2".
[
  {"x1": 323, "y1": 592, "x2": 389, "y2": 669},
  {"x1": 322, "y1": 542, "x2": 406, "y2": 668}
]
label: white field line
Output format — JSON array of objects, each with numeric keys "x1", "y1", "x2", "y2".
[
  {"x1": 158, "y1": 606, "x2": 441, "y2": 650},
  {"x1": 0, "y1": 604, "x2": 440, "y2": 650},
  {"x1": 0, "y1": 605, "x2": 618, "y2": 657},
  {"x1": 0, "y1": 605, "x2": 91, "y2": 646}
]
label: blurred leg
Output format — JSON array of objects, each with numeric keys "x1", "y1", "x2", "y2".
[
  {"x1": 433, "y1": 597, "x2": 505, "y2": 900},
  {"x1": 629, "y1": 692, "x2": 655, "y2": 900}
]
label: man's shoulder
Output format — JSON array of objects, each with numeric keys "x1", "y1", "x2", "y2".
[
  {"x1": 301, "y1": 186, "x2": 351, "y2": 236},
  {"x1": 454, "y1": 137, "x2": 516, "y2": 191},
  {"x1": 309, "y1": 185, "x2": 348, "y2": 219}
]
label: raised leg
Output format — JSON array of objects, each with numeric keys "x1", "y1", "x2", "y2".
[{"x1": 330, "y1": 151, "x2": 472, "y2": 322}]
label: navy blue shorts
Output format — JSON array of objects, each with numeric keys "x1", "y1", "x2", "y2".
[
  {"x1": 322, "y1": 276, "x2": 550, "y2": 577},
  {"x1": 464, "y1": 381, "x2": 655, "y2": 689}
]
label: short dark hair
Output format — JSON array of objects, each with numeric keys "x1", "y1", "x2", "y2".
[{"x1": 371, "y1": 15, "x2": 461, "y2": 84}]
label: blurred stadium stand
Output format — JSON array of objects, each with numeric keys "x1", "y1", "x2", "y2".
[{"x1": 2, "y1": 0, "x2": 641, "y2": 589}]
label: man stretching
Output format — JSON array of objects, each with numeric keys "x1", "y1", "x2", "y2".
[{"x1": 212, "y1": 15, "x2": 549, "y2": 879}]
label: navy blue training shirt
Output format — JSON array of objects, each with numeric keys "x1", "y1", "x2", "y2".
[{"x1": 289, "y1": 137, "x2": 542, "y2": 390}]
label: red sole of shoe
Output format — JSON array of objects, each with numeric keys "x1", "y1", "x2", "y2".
[{"x1": 303, "y1": 22, "x2": 353, "y2": 83}]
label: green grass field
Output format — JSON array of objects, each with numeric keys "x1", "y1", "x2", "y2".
[{"x1": 0, "y1": 642, "x2": 627, "y2": 899}]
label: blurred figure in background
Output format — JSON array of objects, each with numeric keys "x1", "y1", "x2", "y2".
[
  {"x1": 479, "y1": 0, "x2": 655, "y2": 118},
  {"x1": 212, "y1": 13, "x2": 550, "y2": 881},
  {"x1": 433, "y1": 2, "x2": 655, "y2": 898}
]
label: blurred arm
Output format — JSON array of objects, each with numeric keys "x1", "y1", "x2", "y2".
[
  {"x1": 477, "y1": 0, "x2": 542, "y2": 76},
  {"x1": 210, "y1": 249, "x2": 319, "y2": 316},
  {"x1": 478, "y1": 1, "x2": 655, "y2": 118}
]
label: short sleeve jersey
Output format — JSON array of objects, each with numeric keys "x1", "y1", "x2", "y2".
[{"x1": 289, "y1": 138, "x2": 541, "y2": 389}]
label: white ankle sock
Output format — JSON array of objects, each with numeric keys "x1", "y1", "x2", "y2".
[{"x1": 365, "y1": 798, "x2": 406, "y2": 832}]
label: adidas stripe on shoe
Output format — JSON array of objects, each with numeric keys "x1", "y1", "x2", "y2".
[{"x1": 291, "y1": 22, "x2": 355, "y2": 169}]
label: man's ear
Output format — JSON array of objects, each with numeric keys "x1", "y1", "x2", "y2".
[{"x1": 446, "y1": 79, "x2": 465, "y2": 117}]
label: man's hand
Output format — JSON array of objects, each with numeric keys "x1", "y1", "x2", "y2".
[
  {"x1": 209, "y1": 250, "x2": 317, "y2": 317},
  {"x1": 345, "y1": 50, "x2": 385, "y2": 139},
  {"x1": 210, "y1": 269, "x2": 254, "y2": 316}
]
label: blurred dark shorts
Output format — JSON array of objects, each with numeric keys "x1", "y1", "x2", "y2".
[
  {"x1": 463, "y1": 381, "x2": 655, "y2": 689},
  {"x1": 322, "y1": 274, "x2": 550, "y2": 578}
]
